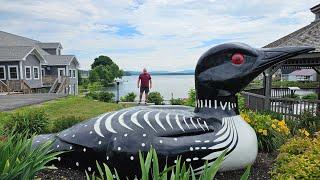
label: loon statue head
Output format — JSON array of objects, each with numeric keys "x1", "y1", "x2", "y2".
[{"x1": 195, "y1": 43, "x2": 314, "y2": 112}]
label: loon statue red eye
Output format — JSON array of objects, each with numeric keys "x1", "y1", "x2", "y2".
[{"x1": 231, "y1": 53, "x2": 244, "y2": 65}]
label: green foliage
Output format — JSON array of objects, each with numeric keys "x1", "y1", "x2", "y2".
[
  {"x1": 147, "y1": 92, "x2": 164, "y2": 105},
  {"x1": 271, "y1": 136, "x2": 320, "y2": 180},
  {"x1": 183, "y1": 88, "x2": 196, "y2": 107},
  {"x1": 241, "y1": 110, "x2": 290, "y2": 152},
  {"x1": 272, "y1": 80, "x2": 319, "y2": 88},
  {"x1": 88, "y1": 82, "x2": 103, "y2": 93},
  {"x1": 0, "y1": 132, "x2": 62, "y2": 180},
  {"x1": 3, "y1": 109, "x2": 48, "y2": 135},
  {"x1": 170, "y1": 98, "x2": 185, "y2": 105},
  {"x1": 302, "y1": 93, "x2": 318, "y2": 100},
  {"x1": 49, "y1": 116, "x2": 83, "y2": 133},
  {"x1": 91, "y1": 55, "x2": 114, "y2": 69},
  {"x1": 86, "y1": 91, "x2": 115, "y2": 103},
  {"x1": 287, "y1": 111, "x2": 320, "y2": 136},
  {"x1": 237, "y1": 93, "x2": 246, "y2": 111},
  {"x1": 89, "y1": 56, "x2": 123, "y2": 86},
  {"x1": 86, "y1": 148, "x2": 250, "y2": 180},
  {"x1": 120, "y1": 92, "x2": 136, "y2": 102}
]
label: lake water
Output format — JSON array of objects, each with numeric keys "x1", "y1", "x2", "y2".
[
  {"x1": 105, "y1": 75, "x2": 316, "y2": 101},
  {"x1": 106, "y1": 75, "x2": 195, "y2": 100}
]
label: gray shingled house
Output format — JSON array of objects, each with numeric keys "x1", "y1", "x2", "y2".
[{"x1": 0, "y1": 31, "x2": 79, "y2": 95}]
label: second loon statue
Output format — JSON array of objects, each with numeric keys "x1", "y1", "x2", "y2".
[{"x1": 33, "y1": 43, "x2": 314, "y2": 178}]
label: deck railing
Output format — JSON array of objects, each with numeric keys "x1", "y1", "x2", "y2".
[
  {"x1": 42, "y1": 75, "x2": 58, "y2": 86},
  {"x1": 241, "y1": 91, "x2": 320, "y2": 120},
  {"x1": 0, "y1": 80, "x2": 9, "y2": 93}
]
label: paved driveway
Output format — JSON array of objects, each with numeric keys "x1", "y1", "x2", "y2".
[{"x1": 0, "y1": 94, "x2": 67, "y2": 111}]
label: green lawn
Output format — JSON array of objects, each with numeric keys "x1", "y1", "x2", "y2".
[{"x1": 0, "y1": 96, "x2": 131, "y2": 133}]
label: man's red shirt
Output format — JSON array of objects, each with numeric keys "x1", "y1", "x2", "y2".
[{"x1": 139, "y1": 73, "x2": 151, "y2": 87}]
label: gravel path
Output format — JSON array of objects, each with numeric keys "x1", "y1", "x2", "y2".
[{"x1": 36, "y1": 153, "x2": 276, "y2": 180}]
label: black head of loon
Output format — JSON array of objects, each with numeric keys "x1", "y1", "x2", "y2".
[{"x1": 194, "y1": 43, "x2": 314, "y2": 112}]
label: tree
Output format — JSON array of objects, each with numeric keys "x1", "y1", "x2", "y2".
[
  {"x1": 91, "y1": 55, "x2": 114, "y2": 69},
  {"x1": 89, "y1": 55, "x2": 123, "y2": 86}
]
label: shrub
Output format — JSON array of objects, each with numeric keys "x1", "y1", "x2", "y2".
[
  {"x1": 147, "y1": 92, "x2": 164, "y2": 105},
  {"x1": 237, "y1": 93, "x2": 246, "y2": 111},
  {"x1": 170, "y1": 98, "x2": 185, "y2": 105},
  {"x1": 241, "y1": 110, "x2": 290, "y2": 152},
  {"x1": 4, "y1": 109, "x2": 48, "y2": 135},
  {"x1": 0, "y1": 132, "x2": 62, "y2": 180},
  {"x1": 302, "y1": 93, "x2": 318, "y2": 100},
  {"x1": 98, "y1": 92, "x2": 115, "y2": 102},
  {"x1": 120, "y1": 92, "x2": 136, "y2": 102},
  {"x1": 183, "y1": 88, "x2": 196, "y2": 107},
  {"x1": 271, "y1": 136, "x2": 320, "y2": 180},
  {"x1": 86, "y1": 91, "x2": 115, "y2": 102},
  {"x1": 49, "y1": 116, "x2": 83, "y2": 133},
  {"x1": 86, "y1": 148, "x2": 251, "y2": 180}
]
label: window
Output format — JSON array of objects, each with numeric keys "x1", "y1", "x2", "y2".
[
  {"x1": 69, "y1": 70, "x2": 72, "y2": 77},
  {"x1": 72, "y1": 70, "x2": 76, "y2": 78},
  {"x1": 33, "y1": 66, "x2": 39, "y2": 79},
  {"x1": 25, "y1": 66, "x2": 31, "y2": 80},
  {"x1": 41, "y1": 68, "x2": 45, "y2": 77},
  {"x1": 0, "y1": 66, "x2": 5, "y2": 80},
  {"x1": 8, "y1": 66, "x2": 18, "y2": 80}
]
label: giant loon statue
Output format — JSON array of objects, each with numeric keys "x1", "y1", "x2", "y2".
[{"x1": 33, "y1": 43, "x2": 314, "y2": 178}]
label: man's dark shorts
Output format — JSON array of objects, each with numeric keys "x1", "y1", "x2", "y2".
[{"x1": 140, "y1": 87, "x2": 149, "y2": 94}]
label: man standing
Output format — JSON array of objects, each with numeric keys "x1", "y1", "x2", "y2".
[{"x1": 137, "y1": 68, "x2": 152, "y2": 104}]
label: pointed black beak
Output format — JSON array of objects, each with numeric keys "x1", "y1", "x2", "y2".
[{"x1": 256, "y1": 46, "x2": 315, "y2": 70}]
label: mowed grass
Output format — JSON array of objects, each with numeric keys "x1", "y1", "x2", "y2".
[{"x1": 0, "y1": 96, "x2": 132, "y2": 133}]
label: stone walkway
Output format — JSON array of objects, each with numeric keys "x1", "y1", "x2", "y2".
[{"x1": 0, "y1": 93, "x2": 67, "y2": 111}]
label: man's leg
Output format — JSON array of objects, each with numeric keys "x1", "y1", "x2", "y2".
[
  {"x1": 145, "y1": 93, "x2": 148, "y2": 104},
  {"x1": 139, "y1": 88, "x2": 143, "y2": 103},
  {"x1": 144, "y1": 87, "x2": 149, "y2": 104}
]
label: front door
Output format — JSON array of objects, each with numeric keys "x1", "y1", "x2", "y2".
[{"x1": 58, "y1": 68, "x2": 65, "y2": 83}]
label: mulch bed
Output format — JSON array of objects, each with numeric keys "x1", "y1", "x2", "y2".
[
  {"x1": 215, "y1": 152, "x2": 277, "y2": 180},
  {"x1": 36, "y1": 153, "x2": 276, "y2": 180}
]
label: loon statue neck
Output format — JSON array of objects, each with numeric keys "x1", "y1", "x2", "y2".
[{"x1": 194, "y1": 83, "x2": 239, "y2": 116}]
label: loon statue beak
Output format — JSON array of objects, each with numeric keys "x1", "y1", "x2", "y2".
[
  {"x1": 195, "y1": 43, "x2": 315, "y2": 97},
  {"x1": 256, "y1": 46, "x2": 315, "y2": 71}
]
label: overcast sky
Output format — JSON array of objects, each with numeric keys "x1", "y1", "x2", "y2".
[{"x1": 0, "y1": 0, "x2": 318, "y2": 71}]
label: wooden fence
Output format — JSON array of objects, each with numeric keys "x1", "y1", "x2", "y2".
[
  {"x1": 241, "y1": 91, "x2": 319, "y2": 120},
  {"x1": 245, "y1": 87, "x2": 318, "y2": 98}
]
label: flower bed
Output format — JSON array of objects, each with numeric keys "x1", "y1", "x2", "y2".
[{"x1": 241, "y1": 110, "x2": 290, "y2": 152}]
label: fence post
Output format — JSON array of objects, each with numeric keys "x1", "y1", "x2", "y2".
[{"x1": 264, "y1": 69, "x2": 272, "y2": 111}]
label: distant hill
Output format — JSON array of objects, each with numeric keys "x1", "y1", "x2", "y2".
[{"x1": 123, "y1": 69, "x2": 194, "y2": 76}]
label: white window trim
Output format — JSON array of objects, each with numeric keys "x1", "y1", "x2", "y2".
[
  {"x1": 8, "y1": 65, "x2": 19, "y2": 80},
  {"x1": 25, "y1": 66, "x2": 32, "y2": 80},
  {"x1": 33, "y1": 66, "x2": 40, "y2": 80},
  {"x1": 0, "y1": 65, "x2": 6, "y2": 80}
]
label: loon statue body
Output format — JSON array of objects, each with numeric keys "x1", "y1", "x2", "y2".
[{"x1": 33, "y1": 43, "x2": 313, "y2": 178}]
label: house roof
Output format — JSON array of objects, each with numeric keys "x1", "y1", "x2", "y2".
[
  {"x1": 0, "y1": 46, "x2": 46, "y2": 63},
  {"x1": 289, "y1": 69, "x2": 316, "y2": 76},
  {"x1": 311, "y1": 4, "x2": 320, "y2": 15},
  {"x1": 281, "y1": 68, "x2": 298, "y2": 75},
  {"x1": 0, "y1": 31, "x2": 79, "y2": 66},
  {"x1": 264, "y1": 20, "x2": 320, "y2": 52},
  {"x1": 43, "y1": 55, "x2": 79, "y2": 66},
  {"x1": 37, "y1": 42, "x2": 62, "y2": 49}
]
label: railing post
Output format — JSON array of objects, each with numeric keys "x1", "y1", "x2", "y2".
[{"x1": 264, "y1": 69, "x2": 272, "y2": 111}]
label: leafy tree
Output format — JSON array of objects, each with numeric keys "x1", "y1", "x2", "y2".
[
  {"x1": 89, "y1": 55, "x2": 123, "y2": 86},
  {"x1": 91, "y1": 55, "x2": 114, "y2": 69}
]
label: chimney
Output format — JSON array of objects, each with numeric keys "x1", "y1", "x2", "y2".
[{"x1": 311, "y1": 4, "x2": 320, "y2": 21}]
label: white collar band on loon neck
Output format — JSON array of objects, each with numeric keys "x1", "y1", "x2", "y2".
[{"x1": 196, "y1": 99, "x2": 237, "y2": 111}]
